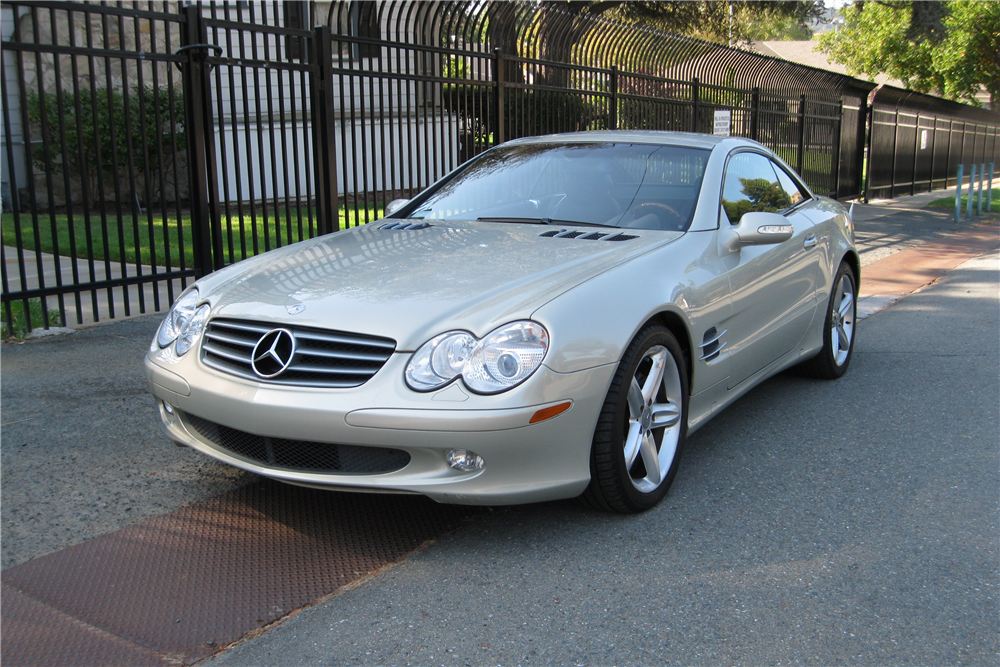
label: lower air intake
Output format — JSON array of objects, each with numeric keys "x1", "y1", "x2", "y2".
[{"x1": 184, "y1": 413, "x2": 411, "y2": 474}]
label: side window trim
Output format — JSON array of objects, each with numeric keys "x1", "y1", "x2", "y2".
[
  {"x1": 719, "y1": 148, "x2": 793, "y2": 226},
  {"x1": 768, "y1": 159, "x2": 812, "y2": 215}
]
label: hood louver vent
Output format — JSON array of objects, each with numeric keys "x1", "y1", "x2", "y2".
[
  {"x1": 380, "y1": 221, "x2": 432, "y2": 231},
  {"x1": 538, "y1": 229, "x2": 638, "y2": 242}
]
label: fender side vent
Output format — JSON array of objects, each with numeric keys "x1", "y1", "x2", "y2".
[{"x1": 699, "y1": 327, "x2": 728, "y2": 362}]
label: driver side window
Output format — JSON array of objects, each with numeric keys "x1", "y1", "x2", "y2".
[{"x1": 721, "y1": 152, "x2": 791, "y2": 225}]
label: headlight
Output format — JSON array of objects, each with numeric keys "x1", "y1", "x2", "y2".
[
  {"x1": 154, "y1": 289, "x2": 210, "y2": 356},
  {"x1": 405, "y1": 321, "x2": 549, "y2": 394}
]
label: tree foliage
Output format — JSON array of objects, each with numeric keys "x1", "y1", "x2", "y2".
[
  {"x1": 818, "y1": 1, "x2": 999, "y2": 107},
  {"x1": 25, "y1": 85, "x2": 186, "y2": 205},
  {"x1": 600, "y1": 0, "x2": 823, "y2": 44}
]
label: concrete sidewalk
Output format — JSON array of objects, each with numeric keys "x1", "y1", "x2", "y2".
[
  {"x1": 851, "y1": 177, "x2": 999, "y2": 267},
  {"x1": 2, "y1": 245, "x2": 188, "y2": 332}
]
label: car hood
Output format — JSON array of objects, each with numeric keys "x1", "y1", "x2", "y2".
[{"x1": 202, "y1": 221, "x2": 680, "y2": 350}]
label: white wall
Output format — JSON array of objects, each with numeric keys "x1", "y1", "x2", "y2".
[{"x1": 213, "y1": 111, "x2": 459, "y2": 200}]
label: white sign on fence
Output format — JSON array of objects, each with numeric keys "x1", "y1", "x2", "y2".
[{"x1": 714, "y1": 109, "x2": 731, "y2": 137}]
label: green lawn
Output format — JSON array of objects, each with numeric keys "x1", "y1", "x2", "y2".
[
  {"x1": 927, "y1": 189, "x2": 1000, "y2": 214},
  {"x1": 2, "y1": 204, "x2": 384, "y2": 268},
  {"x1": 1, "y1": 298, "x2": 63, "y2": 340}
]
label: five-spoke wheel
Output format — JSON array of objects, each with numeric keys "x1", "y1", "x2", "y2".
[
  {"x1": 799, "y1": 261, "x2": 857, "y2": 379},
  {"x1": 582, "y1": 326, "x2": 688, "y2": 513}
]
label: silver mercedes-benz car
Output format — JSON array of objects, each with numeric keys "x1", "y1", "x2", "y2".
[{"x1": 145, "y1": 130, "x2": 857, "y2": 513}]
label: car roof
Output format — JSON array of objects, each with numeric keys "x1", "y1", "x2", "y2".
[{"x1": 505, "y1": 130, "x2": 757, "y2": 150}]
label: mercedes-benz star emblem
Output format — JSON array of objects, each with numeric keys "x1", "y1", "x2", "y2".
[{"x1": 251, "y1": 328, "x2": 296, "y2": 378}]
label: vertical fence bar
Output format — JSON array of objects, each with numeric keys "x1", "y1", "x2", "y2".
[
  {"x1": 859, "y1": 97, "x2": 870, "y2": 202},
  {"x1": 609, "y1": 65, "x2": 618, "y2": 130},
  {"x1": 181, "y1": 5, "x2": 220, "y2": 277},
  {"x1": 690, "y1": 77, "x2": 699, "y2": 133},
  {"x1": 797, "y1": 94, "x2": 806, "y2": 176},
  {"x1": 910, "y1": 112, "x2": 920, "y2": 195},
  {"x1": 749, "y1": 86, "x2": 760, "y2": 142},
  {"x1": 955, "y1": 164, "x2": 963, "y2": 223},
  {"x1": 311, "y1": 23, "x2": 339, "y2": 235},
  {"x1": 929, "y1": 115, "x2": 937, "y2": 190},
  {"x1": 833, "y1": 101, "x2": 843, "y2": 198},
  {"x1": 492, "y1": 49, "x2": 505, "y2": 145}
]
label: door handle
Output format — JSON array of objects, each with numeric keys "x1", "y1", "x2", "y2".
[{"x1": 804, "y1": 234, "x2": 818, "y2": 249}]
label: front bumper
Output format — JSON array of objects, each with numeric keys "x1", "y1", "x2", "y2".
[{"x1": 145, "y1": 349, "x2": 616, "y2": 505}]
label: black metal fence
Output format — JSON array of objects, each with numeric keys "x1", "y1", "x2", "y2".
[
  {"x1": 866, "y1": 85, "x2": 1000, "y2": 200},
  {"x1": 2, "y1": 0, "x2": 998, "y2": 334}
]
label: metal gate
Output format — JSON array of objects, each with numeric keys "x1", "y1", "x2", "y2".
[{"x1": 3, "y1": 0, "x2": 997, "y2": 336}]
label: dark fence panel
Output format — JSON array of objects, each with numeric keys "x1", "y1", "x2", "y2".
[
  {"x1": 3, "y1": 0, "x2": 998, "y2": 334},
  {"x1": 866, "y1": 86, "x2": 1000, "y2": 200},
  {"x1": 1, "y1": 0, "x2": 192, "y2": 334}
]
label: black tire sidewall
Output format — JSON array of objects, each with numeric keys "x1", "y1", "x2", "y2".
[
  {"x1": 606, "y1": 327, "x2": 689, "y2": 511},
  {"x1": 823, "y1": 263, "x2": 856, "y2": 378}
]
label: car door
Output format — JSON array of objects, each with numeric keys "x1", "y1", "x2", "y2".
[{"x1": 720, "y1": 150, "x2": 822, "y2": 388}]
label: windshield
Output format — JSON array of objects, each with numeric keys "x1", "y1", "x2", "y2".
[{"x1": 395, "y1": 142, "x2": 710, "y2": 232}]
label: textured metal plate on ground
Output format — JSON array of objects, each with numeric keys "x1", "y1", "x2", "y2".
[{"x1": 2, "y1": 481, "x2": 474, "y2": 666}]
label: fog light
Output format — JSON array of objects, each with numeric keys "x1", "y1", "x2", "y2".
[
  {"x1": 446, "y1": 449, "x2": 484, "y2": 472},
  {"x1": 161, "y1": 401, "x2": 178, "y2": 425}
]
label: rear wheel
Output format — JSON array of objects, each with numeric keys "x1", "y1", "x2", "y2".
[
  {"x1": 581, "y1": 326, "x2": 688, "y2": 513},
  {"x1": 799, "y1": 261, "x2": 857, "y2": 379}
]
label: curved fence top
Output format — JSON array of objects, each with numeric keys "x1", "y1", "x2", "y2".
[{"x1": 325, "y1": 0, "x2": 880, "y2": 103}]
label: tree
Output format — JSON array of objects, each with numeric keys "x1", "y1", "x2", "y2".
[
  {"x1": 604, "y1": 1, "x2": 823, "y2": 44},
  {"x1": 818, "y1": 1, "x2": 999, "y2": 107}
]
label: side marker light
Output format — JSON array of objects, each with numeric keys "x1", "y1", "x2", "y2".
[{"x1": 529, "y1": 401, "x2": 572, "y2": 424}]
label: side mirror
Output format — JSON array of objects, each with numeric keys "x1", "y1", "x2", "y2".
[
  {"x1": 732, "y1": 211, "x2": 793, "y2": 247},
  {"x1": 384, "y1": 198, "x2": 410, "y2": 216}
]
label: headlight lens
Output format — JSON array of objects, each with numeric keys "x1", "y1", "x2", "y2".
[
  {"x1": 405, "y1": 321, "x2": 549, "y2": 394},
  {"x1": 155, "y1": 289, "x2": 209, "y2": 356},
  {"x1": 175, "y1": 304, "x2": 211, "y2": 355}
]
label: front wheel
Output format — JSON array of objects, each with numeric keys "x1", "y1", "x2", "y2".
[
  {"x1": 580, "y1": 326, "x2": 689, "y2": 513},
  {"x1": 799, "y1": 261, "x2": 857, "y2": 379}
]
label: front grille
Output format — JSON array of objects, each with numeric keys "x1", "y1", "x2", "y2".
[
  {"x1": 201, "y1": 318, "x2": 396, "y2": 388},
  {"x1": 184, "y1": 413, "x2": 411, "y2": 474}
]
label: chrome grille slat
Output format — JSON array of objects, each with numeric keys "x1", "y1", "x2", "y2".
[
  {"x1": 204, "y1": 331, "x2": 258, "y2": 347},
  {"x1": 202, "y1": 342, "x2": 253, "y2": 363},
  {"x1": 296, "y1": 347, "x2": 393, "y2": 362},
  {"x1": 288, "y1": 363, "x2": 379, "y2": 375},
  {"x1": 295, "y1": 331, "x2": 396, "y2": 349},
  {"x1": 202, "y1": 318, "x2": 396, "y2": 388}
]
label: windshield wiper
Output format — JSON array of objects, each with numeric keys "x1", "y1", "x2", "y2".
[
  {"x1": 476, "y1": 217, "x2": 613, "y2": 228},
  {"x1": 477, "y1": 217, "x2": 553, "y2": 225}
]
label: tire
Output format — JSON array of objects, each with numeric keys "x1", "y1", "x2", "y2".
[
  {"x1": 580, "y1": 325, "x2": 689, "y2": 513},
  {"x1": 799, "y1": 261, "x2": 857, "y2": 379}
]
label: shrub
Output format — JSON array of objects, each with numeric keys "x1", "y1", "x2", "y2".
[{"x1": 24, "y1": 85, "x2": 186, "y2": 207}]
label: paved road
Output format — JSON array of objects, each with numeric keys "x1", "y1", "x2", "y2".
[
  {"x1": 194, "y1": 248, "x2": 998, "y2": 666},
  {"x1": 2, "y1": 190, "x2": 997, "y2": 663}
]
